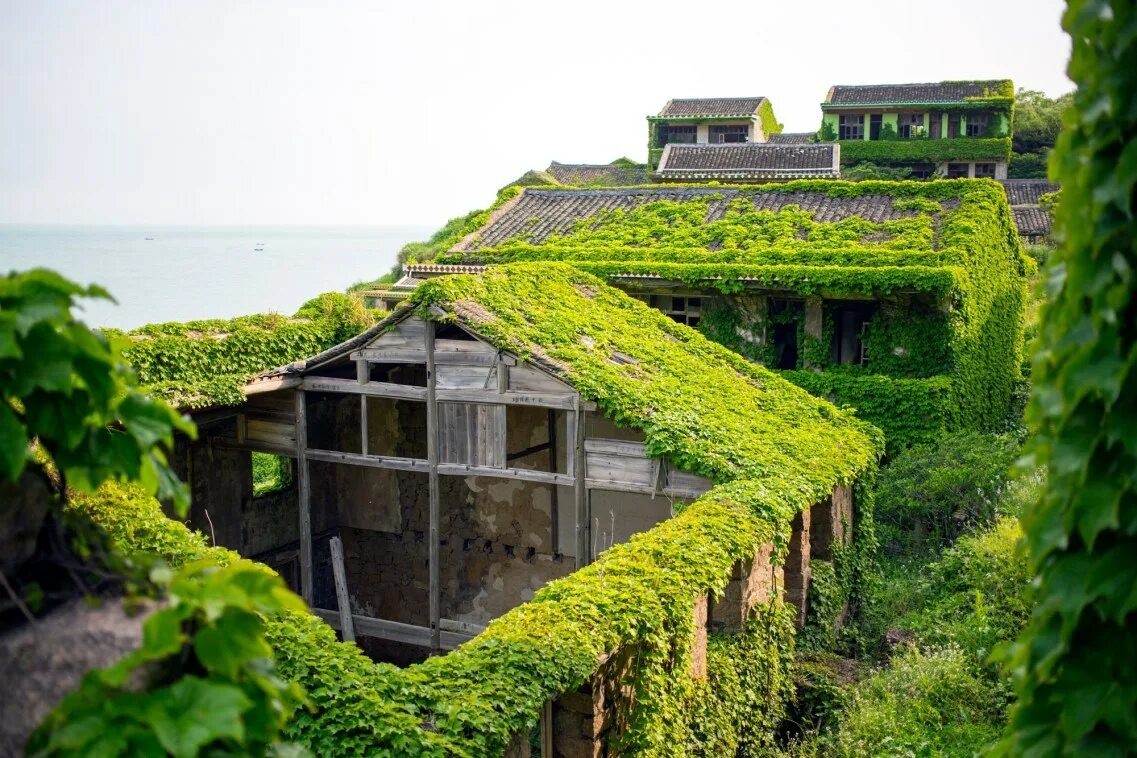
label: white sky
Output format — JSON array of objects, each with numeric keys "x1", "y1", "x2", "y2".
[{"x1": 0, "y1": 0, "x2": 1072, "y2": 228}]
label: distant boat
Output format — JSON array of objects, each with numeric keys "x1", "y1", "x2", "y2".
[{"x1": 145, "y1": 237, "x2": 154, "y2": 240}]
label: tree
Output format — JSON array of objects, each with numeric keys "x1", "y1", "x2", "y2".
[
  {"x1": 1011, "y1": 88, "x2": 1074, "y2": 155},
  {"x1": 998, "y1": 0, "x2": 1137, "y2": 753}
]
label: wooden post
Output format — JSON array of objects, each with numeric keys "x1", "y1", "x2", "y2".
[
  {"x1": 426, "y1": 321, "x2": 441, "y2": 652},
  {"x1": 357, "y1": 360, "x2": 369, "y2": 456},
  {"x1": 295, "y1": 390, "x2": 313, "y2": 606},
  {"x1": 547, "y1": 408, "x2": 559, "y2": 556},
  {"x1": 328, "y1": 536, "x2": 355, "y2": 643},
  {"x1": 572, "y1": 399, "x2": 588, "y2": 566}
]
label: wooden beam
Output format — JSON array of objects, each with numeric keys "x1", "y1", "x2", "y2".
[
  {"x1": 312, "y1": 609, "x2": 473, "y2": 650},
  {"x1": 357, "y1": 361, "x2": 369, "y2": 456},
  {"x1": 208, "y1": 436, "x2": 298, "y2": 459},
  {"x1": 351, "y1": 347, "x2": 517, "y2": 367},
  {"x1": 302, "y1": 376, "x2": 427, "y2": 402},
  {"x1": 426, "y1": 320, "x2": 441, "y2": 652},
  {"x1": 328, "y1": 536, "x2": 355, "y2": 643},
  {"x1": 573, "y1": 399, "x2": 588, "y2": 566},
  {"x1": 436, "y1": 388, "x2": 588, "y2": 410},
  {"x1": 436, "y1": 462, "x2": 574, "y2": 486},
  {"x1": 244, "y1": 376, "x2": 302, "y2": 396},
  {"x1": 304, "y1": 448, "x2": 429, "y2": 472},
  {"x1": 295, "y1": 390, "x2": 313, "y2": 606},
  {"x1": 548, "y1": 409, "x2": 559, "y2": 559}
]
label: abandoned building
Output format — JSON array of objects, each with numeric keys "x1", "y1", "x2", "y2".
[
  {"x1": 818, "y1": 80, "x2": 1015, "y2": 179},
  {"x1": 546, "y1": 160, "x2": 650, "y2": 186},
  {"x1": 654, "y1": 142, "x2": 841, "y2": 183},
  {"x1": 168, "y1": 263, "x2": 877, "y2": 685},
  {"x1": 647, "y1": 96, "x2": 782, "y2": 170},
  {"x1": 380, "y1": 179, "x2": 1027, "y2": 451},
  {"x1": 1001, "y1": 178, "x2": 1058, "y2": 243}
]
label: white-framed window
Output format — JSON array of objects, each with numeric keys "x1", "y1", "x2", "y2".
[
  {"x1": 710, "y1": 124, "x2": 749, "y2": 143},
  {"x1": 649, "y1": 295, "x2": 703, "y2": 327},
  {"x1": 974, "y1": 162, "x2": 996, "y2": 178},
  {"x1": 898, "y1": 113, "x2": 925, "y2": 139},
  {"x1": 966, "y1": 112, "x2": 989, "y2": 137}
]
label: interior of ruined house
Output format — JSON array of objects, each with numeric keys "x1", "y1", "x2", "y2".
[{"x1": 172, "y1": 313, "x2": 772, "y2": 666}]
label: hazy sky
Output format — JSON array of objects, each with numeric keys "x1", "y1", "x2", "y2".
[{"x1": 1, "y1": 0, "x2": 1072, "y2": 228}]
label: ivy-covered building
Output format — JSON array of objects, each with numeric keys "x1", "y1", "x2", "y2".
[
  {"x1": 647, "y1": 97, "x2": 782, "y2": 170},
  {"x1": 133, "y1": 263, "x2": 879, "y2": 754},
  {"x1": 400, "y1": 179, "x2": 1028, "y2": 451},
  {"x1": 818, "y1": 80, "x2": 1015, "y2": 180}
]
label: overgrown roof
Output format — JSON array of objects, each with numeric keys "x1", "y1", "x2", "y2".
[
  {"x1": 656, "y1": 97, "x2": 767, "y2": 118},
  {"x1": 656, "y1": 143, "x2": 838, "y2": 180},
  {"x1": 1000, "y1": 179, "x2": 1059, "y2": 206},
  {"x1": 110, "y1": 292, "x2": 377, "y2": 410},
  {"x1": 547, "y1": 161, "x2": 650, "y2": 185},
  {"x1": 437, "y1": 180, "x2": 1025, "y2": 298},
  {"x1": 276, "y1": 263, "x2": 880, "y2": 487},
  {"x1": 823, "y1": 80, "x2": 1014, "y2": 107},
  {"x1": 767, "y1": 132, "x2": 815, "y2": 144}
]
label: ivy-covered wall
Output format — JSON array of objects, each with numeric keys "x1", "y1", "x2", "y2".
[{"x1": 442, "y1": 180, "x2": 1028, "y2": 453}]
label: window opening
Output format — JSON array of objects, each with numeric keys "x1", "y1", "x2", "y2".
[{"x1": 838, "y1": 114, "x2": 864, "y2": 140}]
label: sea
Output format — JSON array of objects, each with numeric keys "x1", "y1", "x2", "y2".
[{"x1": 0, "y1": 224, "x2": 433, "y2": 330}]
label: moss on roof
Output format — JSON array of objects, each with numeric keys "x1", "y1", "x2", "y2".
[
  {"x1": 409, "y1": 263, "x2": 881, "y2": 492},
  {"x1": 438, "y1": 180, "x2": 1026, "y2": 298},
  {"x1": 107, "y1": 292, "x2": 381, "y2": 410}
]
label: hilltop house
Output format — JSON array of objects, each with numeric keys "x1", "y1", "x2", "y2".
[
  {"x1": 387, "y1": 179, "x2": 1028, "y2": 452},
  {"x1": 818, "y1": 80, "x2": 1014, "y2": 179},
  {"x1": 645, "y1": 96, "x2": 842, "y2": 183}
]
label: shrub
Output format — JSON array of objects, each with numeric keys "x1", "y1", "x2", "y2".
[
  {"x1": 874, "y1": 432, "x2": 1019, "y2": 555},
  {"x1": 899, "y1": 516, "x2": 1033, "y2": 666},
  {"x1": 820, "y1": 645, "x2": 1003, "y2": 758}
]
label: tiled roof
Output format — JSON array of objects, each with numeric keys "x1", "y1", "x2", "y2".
[
  {"x1": 1012, "y1": 207, "x2": 1052, "y2": 238},
  {"x1": 825, "y1": 81, "x2": 1011, "y2": 105},
  {"x1": 767, "y1": 132, "x2": 815, "y2": 144},
  {"x1": 656, "y1": 143, "x2": 838, "y2": 180},
  {"x1": 1000, "y1": 179, "x2": 1059, "y2": 206},
  {"x1": 547, "y1": 162, "x2": 650, "y2": 186},
  {"x1": 657, "y1": 97, "x2": 766, "y2": 118},
  {"x1": 452, "y1": 187, "x2": 940, "y2": 251}
]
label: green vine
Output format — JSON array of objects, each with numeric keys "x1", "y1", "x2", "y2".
[{"x1": 998, "y1": 0, "x2": 1137, "y2": 752}]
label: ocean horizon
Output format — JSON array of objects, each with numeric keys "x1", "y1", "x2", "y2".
[{"x1": 0, "y1": 223, "x2": 433, "y2": 330}]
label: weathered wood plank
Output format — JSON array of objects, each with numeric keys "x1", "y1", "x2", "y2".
[
  {"x1": 584, "y1": 438, "x2": 648, "y2": 457},
  {"x1": 304, "y1": 448, "x2": 430, "y2": 473},
  {"x1": 208, "y1": 437, "x2": 298, "y2": 459},
  {"x1": 435, "y1": 462, "x2": 574, "y2": 486},
  {"x1": 312, "y1": 609, "x2": 473, "y2": 650},
  {"x1": 585, "y1": 451, "x2": 656, "y2": 486},
  {"x1": 426, "y1": 320, "x2": 441, "y2": 652},
  {"x1": 295, "y1": 391, "x2": 313, "y2": 605},
  {"x1": 508, "y1": 364, "x2": 573, "y2": 393},
  {"x1": 573, "y1": 398, "x2": 588, "y2": 566},
  {"x1": 302, "y1": 377, "x2": 427, "y2": 401},
  {"x1": 435, "y1": 388, "x2": 582, "y2": 410},
  {"x1": 328, "y1": 536, "x2": 355, "y2": 643}
]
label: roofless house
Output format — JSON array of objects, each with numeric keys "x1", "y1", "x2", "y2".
[{"x1": 172, "y1": 265, "x2": 877, "y2": 667}]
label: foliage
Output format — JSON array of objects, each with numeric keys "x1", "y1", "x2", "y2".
[
  {"x1": 1008, "y1": 150, "x2": 1049, "y2": 178},
  {"x1": 815, "y1": 645, "x2": 1004, "y2": 758},
  {"x1": 687, "y1": 606, "x2": 796, "y2": 757},
  {"x1": 252, "y1": 453, "x2": 292, "y2": 497},
  {"x1": 440, "y1": 180, "x2": 1028, "y2": 452},
  {"x1": 29, "y1": 559, "x2": 308, "y2": 757},
  {"x1": 999, "y1": 0, "x2": 1137, "y2": 752},
  {"x1": 840, "y1": 161, "x2": 913, "y2": 181},
  {"x1": 1011, "y1": 88, "x2": 1074, "y2": 155},
  {"x1": 898, "y1": 516, "x2": 1032, "y2": 667},
  {"x1": 113, "y1": 292, "x2": 378, "y2": 410},
  {"x1": 837, "y1": 137, "x2": 1012, "y2": 164},
  {"x1": 0, "y1": 268, "x2": 193, "y2": 512},
  {"x1": 873, "y1": 431, "x2": 1020, "y2": 555},
  {"x1": 72, "y1": 263, "x2": 881, "y2": 755}
]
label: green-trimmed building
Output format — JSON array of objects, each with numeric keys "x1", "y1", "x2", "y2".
[
  {"x1": 390, "y1": 179, "x2": 1029, "y2": 452},
  {"x1": 818, "y1": 80, "x2": 1014, "y2": 179}
]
